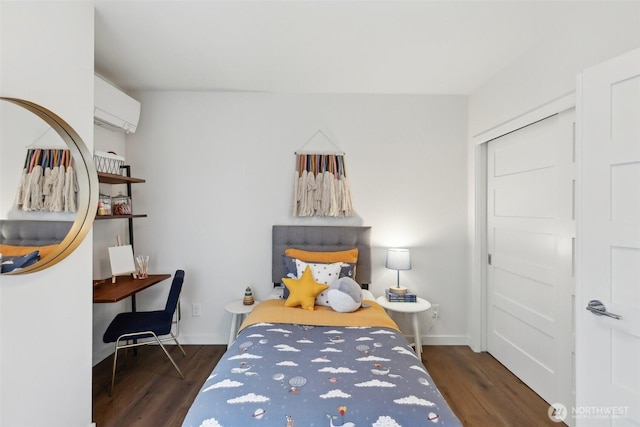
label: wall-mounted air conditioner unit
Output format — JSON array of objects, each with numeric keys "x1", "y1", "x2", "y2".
[{"x1": 94, "y1": 75, "x2": 141, "y2": 133}]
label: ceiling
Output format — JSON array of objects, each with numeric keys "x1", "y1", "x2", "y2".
[{"x1": 94, "y1": 1, "x2": 595, "y2": 95}]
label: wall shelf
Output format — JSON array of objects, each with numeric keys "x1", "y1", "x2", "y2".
[
  {"x1": 96, "y1": 166, "x2": 145, "y2": 249},
  {"x1": 95, "y1": 214, "x2": 147, "y2": 220},
  {"x1": 97, "y1": 172, "x2": 145, "y2": 185}
]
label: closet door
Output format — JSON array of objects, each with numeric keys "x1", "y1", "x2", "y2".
[{"x1": 487, "y1": 109, "x2": 575, "y2": 416}]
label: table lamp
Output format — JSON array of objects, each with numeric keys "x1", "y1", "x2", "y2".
[{"x1": 386, "y1": 248, "x2": 411, "y2": 294}]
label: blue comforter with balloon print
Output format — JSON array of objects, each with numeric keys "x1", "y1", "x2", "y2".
[{"x1": 182, "y1": 322, "x2": 461, "y2": 427}]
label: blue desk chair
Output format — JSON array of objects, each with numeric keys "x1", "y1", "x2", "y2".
[{"x1": 103, "y1": 269, "x2": 186, "y2": 395}]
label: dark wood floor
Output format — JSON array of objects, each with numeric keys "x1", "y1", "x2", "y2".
[
  {"x1": 93, "y1": 345, "x2": 558, "y2": 427},
  {"x1": 422, "y1": 346, "x2": 559, "y2": 426},
  {"x1": 93, "y1": 345, "x2": 225, "y2": 427}
]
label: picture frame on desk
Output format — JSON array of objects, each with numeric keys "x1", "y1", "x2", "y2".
[{"x1": 108, "y1": 244, "x2": 137, "y2": 282}]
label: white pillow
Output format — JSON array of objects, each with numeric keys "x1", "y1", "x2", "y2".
[{"x1": 295, "y1": 260, "x2": 342, "y2": 307}]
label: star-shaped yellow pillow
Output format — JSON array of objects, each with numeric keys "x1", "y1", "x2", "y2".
[{"x1": 282, "y1": 265, "x2": 330, "y2": 311}]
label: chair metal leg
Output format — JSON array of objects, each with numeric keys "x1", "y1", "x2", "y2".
[
  {"x1": 109, "y1": 346, "x2": 120, "y2": 397},
  {"x1": 172, "y1": 307, "x2": 186, "y2": 356},
  {"x1": 154, "y1": 336, "x2": 185, "y2": 379},
  {"x1": 173, "y1": 336, "x2": 187, "y2": 356},
  {"x1": 109, "y1": 332, "x2": 186, "y2": 395},
  {"x1": 175, "y1": 341, "x2": 186, "y2": 356}
]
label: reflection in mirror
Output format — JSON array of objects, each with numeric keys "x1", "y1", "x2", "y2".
[{"x1": 0, "y1": 98, "x2": 97, "y2": 274}]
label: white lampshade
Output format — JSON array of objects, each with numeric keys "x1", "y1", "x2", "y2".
[{"x1": 386, "y1": 248, "x2": 411, "y2": 271}]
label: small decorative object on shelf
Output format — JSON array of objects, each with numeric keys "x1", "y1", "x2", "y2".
[
  {"x1": 243, "y1": 286, "x2": 255, "y2": 305},
  {"x1": 93, "y1": 150, "x2": 125, "y2": 175},
  {"x1": 112, "y1": 192, "x2": 132, "y2": 215},
  {"x1": 98, "y1": 193, "x2": 112, "y2": 216}
]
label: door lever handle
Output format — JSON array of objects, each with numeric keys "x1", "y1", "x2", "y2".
[{"x1": 586, "y1": 300, "x2": 621, "y2": 320}]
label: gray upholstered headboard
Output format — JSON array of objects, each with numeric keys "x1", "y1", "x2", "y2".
[
  {"x1": 272, "y1": 225, "x2": 372, "y2": 287},
  {"x1": 0, "y1": 220, "x2": 72, "y2": 246}
]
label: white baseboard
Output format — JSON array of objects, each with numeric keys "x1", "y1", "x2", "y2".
[
  {"x1": 92, "y1": 333, "x2": 229, "y2": 366},
  {"x1": 421, "y1": 334, "x2": 470, "y2": 346},
  {"x1": 179, "y1": 333, "x2": 227, "y2": 345},
  {"x1": 93, "y1": 346, "x2": 113, "y2": 367},
  {"x1": 92, "y1": 333, "x2": 465, "y2": 365}
]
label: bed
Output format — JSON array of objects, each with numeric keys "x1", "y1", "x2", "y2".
[
  {"x1": 182, "y1": 225, "x2": 461, "y2": 427},
  {"x1": 0, "y1": 219, "x2": 71, "y2": 272}
]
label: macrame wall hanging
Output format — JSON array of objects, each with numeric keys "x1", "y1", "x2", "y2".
[
  {"x1": 13, "y1": 148, "x2": 77, "y2": 213},
  {"x1": 292, "y1": 130, "x2": 354, "y2": 217}
]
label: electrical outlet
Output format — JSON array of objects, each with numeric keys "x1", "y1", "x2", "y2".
[
  {"x1": 431, "y1": 304, "x2": 440, "y2": 319},
  {"x1": 192, "y1": 303, "x2": 202, "y2": 317}
]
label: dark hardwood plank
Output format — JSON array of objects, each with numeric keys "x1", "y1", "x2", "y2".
[
  {"x1": 92, "y1": 345, "x2": 225, "y2": 427},
  {"x1": 93, "y1": 345, "x2": 560, "y2": 426},
  {"x1": 422, "y1": 345, "x2": 560, "y2": 427}
]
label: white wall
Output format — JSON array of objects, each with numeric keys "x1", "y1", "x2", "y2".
[
  {"x1": 467, "y1": 2, "x2": 640, "y2": 351},
  {"x1": 0, "y1": 2, "x2": 94, "y2": 427},
  {"x1": 469, "y1": 1, "x2": 640, "y2": 137},
  {"x1": 91, "y1": 92, "x2": 469, "y2": 360},
  {"x1": 91, "y1": 125, "x2": 130, "y2": 364}
]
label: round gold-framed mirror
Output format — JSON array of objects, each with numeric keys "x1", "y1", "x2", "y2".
[{"x1": 0, "y1": 97, "x2": 98, "y2": 274}]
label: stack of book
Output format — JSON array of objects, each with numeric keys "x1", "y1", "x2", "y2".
[{"x1": 385, "y1": 288, "x2": 417, "y2": 302}]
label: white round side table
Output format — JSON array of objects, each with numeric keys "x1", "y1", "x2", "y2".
[
  {"x1": 224, "y1": 300, "x2": 260, "y2": 347},
  {"x1": 376, "y1": 295, "x2": 431, "y2": 359}
]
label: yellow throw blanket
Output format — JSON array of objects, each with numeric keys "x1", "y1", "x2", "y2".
[
  {"x1": 239, "y1": 299, "x2": 400, "y2": 332},
  {"x1": 0, "y1": 243, "x2": 58, "y2": 258}
]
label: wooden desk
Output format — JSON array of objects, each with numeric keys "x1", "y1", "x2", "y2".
[{"x1": 93, "y1": 274, "x2": 171, "y2": 303}]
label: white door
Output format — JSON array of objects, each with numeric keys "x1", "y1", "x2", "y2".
[
  {"x1": 487, "y1": 109, "x2": 575, "y2": 417},
  {"x1": 576, "y1": 48, "x2": 640, "y2": 426}
]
